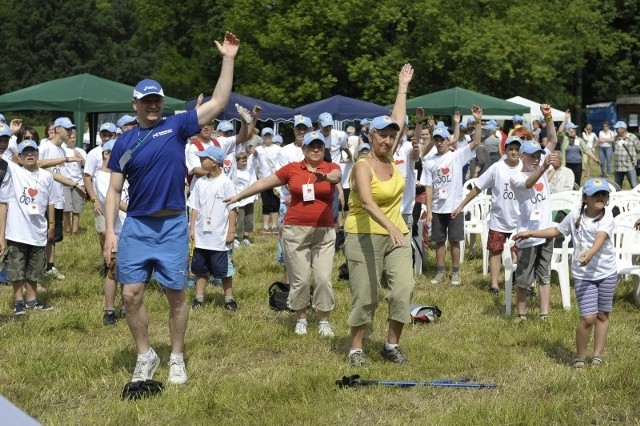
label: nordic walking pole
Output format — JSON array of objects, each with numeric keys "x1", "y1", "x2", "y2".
[{"x1": 336, "y1": 375, "x2": 497, "y2": 389}]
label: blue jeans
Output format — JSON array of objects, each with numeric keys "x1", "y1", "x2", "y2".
[
  {"x1": 614, "y1": 168, "x2": 638, "y2": 189},
  {"x1": 599, "y1": 146, "x2": 613, "y2": 175}
]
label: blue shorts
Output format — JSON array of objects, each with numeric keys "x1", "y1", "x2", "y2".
[
  {"x1": 116, "y1": 214, "x2": 189, "y2": 290},
  {"x1": 191, "y1": 248, "x2": 235, "y2": 278}
]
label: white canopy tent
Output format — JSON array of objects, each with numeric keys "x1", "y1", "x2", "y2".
[{"x1": 463, "y1": 96, "x2": 565, "y2": 127}]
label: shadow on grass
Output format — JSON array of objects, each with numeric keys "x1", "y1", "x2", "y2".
[{"x1": 542, "y1": 339, "x2": 574, "y2": 365}]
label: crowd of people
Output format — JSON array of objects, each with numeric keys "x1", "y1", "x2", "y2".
[{"x1": 1, "y1": 33, "x2": 639, "y2": 385}]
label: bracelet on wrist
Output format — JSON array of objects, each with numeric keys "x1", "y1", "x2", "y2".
[
  {"x1": 475, "y1": 119, "x2": 482, "y2": 125},
  {"x1": 397, "y1": 92, "x2": 407, "y2": 95},
  {"x1": 545, "y1": 115, "x2": 553, "y2": 122}
]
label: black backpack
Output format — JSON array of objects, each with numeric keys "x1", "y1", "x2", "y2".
[{"x1": 268, "y1": 282, "x2": 292, "y2": 311}]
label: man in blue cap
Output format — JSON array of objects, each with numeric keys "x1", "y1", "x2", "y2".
[{"x1": 104, "y1": 31, "x2": 240, "y2": 386}]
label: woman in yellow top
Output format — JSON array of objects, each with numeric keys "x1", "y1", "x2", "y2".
[{"x1": 344, "y1": 63, "x2": 414, "y2": 367}]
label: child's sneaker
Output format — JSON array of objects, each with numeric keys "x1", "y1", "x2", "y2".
[
  {"x1": 25, "y1": 300, "x2": 53, "y2": 311},
  {"x1": 450, "y1": 271, "x2": 462, "y2": 286},
  {"x1": 14, "y1": 301, "x2": 26, "y2": 316},
  {"x1": 430, "y1": 271, "x2": 447, "y2": 285},
  {"x1": 318, "y1": 322, "x2": 335, "y2": 337},
  {"x1": 380, "y1": 345, "x2": 408, "y2": 364},
  {"x1": 232, "y1": 239, "x2": 240, "y2": 249},
  {"x1": 45, "y1": 267, "x2": 65, "y2": 280},
  {"x1": 348, "y1": 350, "x2": 366, "y2": 367},
  {"x1": 103, "y1": 310, "x2": 118, "y2": 326},
  {"x1": 224, "y1": 299, "x2": 238, "y2": 312},
  {"x1": 191, "y1": 299, "x2": 204, "y2": 309},
  {"x1": 294, "y1": 320, "x2": 308, "y2": 335},
  {"x1": 242, "y1": 238, "x2": 253, "y2": 246}
]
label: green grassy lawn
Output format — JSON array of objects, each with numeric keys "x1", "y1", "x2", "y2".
[{"x1": 1, "y1": 197, "x2": 639, "y2": 425}]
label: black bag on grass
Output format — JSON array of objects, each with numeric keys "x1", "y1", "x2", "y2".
[
  {"x1": 268, "y1": 281, "x2": 292, "y2": 311},
  {"x1": 338, "y1": 262, "x2": 349, "y2": 280}
]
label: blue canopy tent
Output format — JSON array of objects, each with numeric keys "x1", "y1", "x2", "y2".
[
  {"x1": 297, "y1": 95, "x2": 390, "y2": 124},
  {"x1": 185, "y1": 92, "x2": 299, "y2": 122}
]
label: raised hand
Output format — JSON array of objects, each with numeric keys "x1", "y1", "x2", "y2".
[
  {"x1": 540, "y1": 103, "x2": 551, "y2": 117},
  {"x1": 472, "y1": 105, "x2": 483, "y2": 120},
  {"x1": 416, "y1": 107, "x2": 425, "y2": 123},
  {"x1": 215, "y1": 31, "x2": 240, "y2": 59},
  {"x1": 399, "y1": 63, "x2": 414, "y2": 86},
  {"x1": 453, "y1": 111, "x2": 461, "y2": 124}
]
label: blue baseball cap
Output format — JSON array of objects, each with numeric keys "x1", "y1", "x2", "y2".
[
  {"x1": 360, "y1": 119, "x2": 370, "y2": 126},
  {"x1": 582, "y1": 178, "x2": 610, "y2": 196},
  {"x1": 0, "y1": 113, "x2": 5, "y2": 122},
  {"x1": 273, "y1": 135, "x2": 283, "y2": 144},
  {"x1": 485, "y1": 122, "x2": 496, "y2": 131},
  {"x1": 520, "y1": 140, "x2": 544, "y2": 155},
  {"x1": 488, "y1": 119, "x2": 497, "y2": 126},
  {"x1": 133, "y1": 79, "x2": 164, "y2": 99},
  {"x1": 216, "y1": 121, "x2": 234, "y2": 132},
  {"x1": 261, "y1": 127, "x2": 274, "y2": 136},
  {"x1": 513, "y1": 115, "x2": 524, "y2": 123},
  {"x1": 435, "y1": 121, "x2": 445, "y2": 128},
  {"x1": 195, "y1": 146, "x2": 225, "y2": 164},
  {"x1": 101, "y1": 139, "x2": 116, "y2": 151},
  {"x1": 117, "y1": 115, "x2": 136, "y2": 129},
  {"x1": 303, "y1": 131, "x2": 325, "y2": 146},
  {"x1": 504, "y1": 136, "x2": 523, "y2": 147},
  {"x1": 370, "y1": 115, "x2": 400, "y2": 131},
  {"x1": 54, "y1": 117, "x2": 76, "y2": 129},
  {"x1": 99, "y1": 122, "x2": 117, "y2": 133},
  {"x1": 613, "y1": 120, "x2": 627, "y2": 129},
  {"x1": 18, "y1": 140, "x2": 39, "y2": 153},
  {"x1": 565, "y1": 122, "x2": 578, "y2": 130},
  {"x1": 433, "y1": 127, "x2": 450, "y2": 139},
  {"x1": 0, "y1": 123, "x2": 10, "y2": 137},
  {"x1": 318, "y1": 112, "x2": 333, "y2": 127},
  {"x1": 294, "y1": 115, "x2": 312, "y2": 128},
  {"x1": 359, "y1": 143, "x2": 371, "y2": 152}
]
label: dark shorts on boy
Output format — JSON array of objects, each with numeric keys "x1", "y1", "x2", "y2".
[
  {"x1": 514, "y1": 239, "x2": 554, "y2": 289},
  {"x1": 5, "y1": 241, "x2": 46, "y2": 282},
  {"x1": 190, "y1": 248, "x2": 235, "y2": 278},
  {"x1": 431, "y1": 212, "x2": 464, "y2": 242},
  {"x1": 261, "y1": 189, "x2": 280, "y2": 215}
]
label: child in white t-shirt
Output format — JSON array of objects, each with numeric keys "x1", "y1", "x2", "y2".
[
  {"x1": 233, "y1": 150, "x2": 257, "y2": 246},
  {"x1": 187, "y1": 146, "x2": 239, "y2": 311},
  {"x1": 452, "y1": 136, "x2": 523, "y2": 293},
  {"x1": 423, "y1": 106, "x2": 482, "y2": 286},
  {"x1": 3, "y1": 141, "x2": 55, "y2": 315},
  {"x1": 513, "y1": 178, "x2": 617, "y2": 368},
  {"x1": 93, "y1": 140, "x2": 129, "y2": 325}
]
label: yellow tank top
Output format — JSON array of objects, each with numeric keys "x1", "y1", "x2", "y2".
[{"x1": 345, "y1": 158, "x2": 408, "y2": 235}]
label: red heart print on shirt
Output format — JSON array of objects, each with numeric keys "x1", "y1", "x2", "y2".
[
  {"x1": 534, "y1": 182, "x2": 544, "y2": 192},
  {"x1": 441, "y1": 167, "x2": 450, "y2": 175},
  {"x1": 223, "y1": 159, "x2": 232, "y2": 168},
  {"x1": 28, "y1": 188, "x2": 38, "y2": 197}
]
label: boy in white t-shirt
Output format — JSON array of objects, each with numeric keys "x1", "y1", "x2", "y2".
[
  {"x1": 452, "y1": 136, "x2": 523, "y2": 293},
  {"x1": 187, "y1": 146, "x2": 239, "y2": 311},
  {"x1": 423, "y1": 106, "x2": 482, "y2": 286},
  {"x1": 233, "y1": 150, "x2": 257, "y2": 246},
  {"x1": 509, "y1": 109, "x2": 560, "y2": 320},
  {"x1": 3, "y1": 141, "x2": 56, "y2": 315},
  {"x1": 93, "y1": 140, "x2": 129, "y2": 325}
]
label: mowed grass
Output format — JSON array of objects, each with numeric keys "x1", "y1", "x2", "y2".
[{"x1": 1, "y1": 198, "x2": 639, "y2": 425}]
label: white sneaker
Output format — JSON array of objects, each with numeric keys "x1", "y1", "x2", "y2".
[
  {"x1": 242, "y1": 239, "x2": 253, "y2": 246},
  {"x1": 232, "y1": 239, "x2": 240, "y2": 249},
  {"x1": 294, "y1": 320, "x2": 308, "y2": 335},
  {"x1": 318, "y1": 322, "x2": 335, "y2": 338},
  {"x1": 168, "y1": 358, "x2": 188, "y2": 385},
  {"x1": 131, "y1": 350, "x2": 160, "y2": 382},
  {"x1": 45, "y1": 267, "x2": 65, "y2": 280}
]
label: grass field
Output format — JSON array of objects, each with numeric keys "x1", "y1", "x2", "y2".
[{"x1": 1, "y1": 199, "x2": 640, "y2": 425}]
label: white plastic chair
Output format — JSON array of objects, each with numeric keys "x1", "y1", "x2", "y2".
[
  {"x1": 412, "y1": 220, "x2": 426, "y2": 275},
  {"x1": 609, "y1": 192, "x2": 640, "y2": 214},
  {"x1": 503, "y1": 239, "x2": 516, "y2": 316},
  {"x1": 614, "y1": 210, "x2": 640, "y2": 227},
  {"x1": 613, "y1": 224, "x2": 640, "y2": 306},
  {"x1": 549, "y1": 192, "x2": 579, "y2": 310},
  {"x1": 462, "y1": 194, "x2": 492, "y2": 263}
]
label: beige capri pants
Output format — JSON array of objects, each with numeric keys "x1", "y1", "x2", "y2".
[
  {"x1": 282, "y1": 225, "x2": 336, "y2": 312},
  {"x1": 345, "y1": 232, "x2": 414, "y2": 326}
]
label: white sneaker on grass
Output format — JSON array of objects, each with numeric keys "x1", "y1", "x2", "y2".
[
  {"x1": 45, "y1": 267, "x2": 65, "y2": 280},
  {"x1": 168, "y1": 359, "x2": 188, "y2": 385},
  {"x1": 131, "y1": 350, "x2": 160, "y2": 382},
  {"x1": 294, "y1": 320, "x2": 308, "y2": 335},
  {"x1": 318, "y1": 322, "x2": 335, "y2": 337}
]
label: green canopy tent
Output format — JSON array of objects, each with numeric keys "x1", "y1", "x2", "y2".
[
  {"x1": 406, "y1": 87, "x2": 529, "y2": 116},
  {"x1": 0, "y1": 73, "x2": 185, "y2": 146}
]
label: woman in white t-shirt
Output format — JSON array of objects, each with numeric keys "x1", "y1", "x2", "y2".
[
  {"x1": 513, "y1": 178, "x2": 617, "y2": 369},
  {"x1": 597, "y1": 121, "x2": 615, "y2": 177}
]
